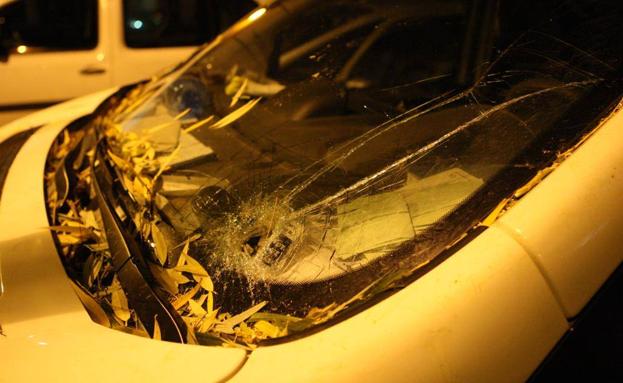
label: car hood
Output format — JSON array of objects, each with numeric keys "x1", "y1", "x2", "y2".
[{"x1": 0, "y1": 89, "x2": 569, "y2": 382}]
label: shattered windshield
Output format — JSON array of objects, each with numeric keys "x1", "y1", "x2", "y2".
[
  {"x1": 114, "y1": 0, "x2": 483, "y2": 283},
  {"x1": 47, "y1": 0, "x2": 623, "y2": 345}
]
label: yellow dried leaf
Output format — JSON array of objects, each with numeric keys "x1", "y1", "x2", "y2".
[
  {"x1": 176, "y1": 255, "x2": 209, "y2": 277},
  {"x1": 171, "y1": 283, "x2": 201, "y2": 310},
  {"x1": 186, "y1": 324, "x2": 199, "y2": 344},
  {"x1": 77, "y1": 166, "x2": 91, "y2": 181},
  {"x1": 198, "y1": 310, "x2": 219, "y2": 333},
  {"x1": 145, "y1": 120, "x2": 177, "y2": 135},
  {"x1": 253, "y1": 320, "x2": 285, "y2": 338},
  {"x1": 209, "y1": 98, "x2": 261, "y2": 130},
  {"x1": 152, "y1": 316, "x2": 161, "y2": 340},
  {"x1": 481, "y1": 197, "x2": 510, "y2": 227},
  {"x1": 58, "y1": 218, "x2": 83, "y2": 228},
  {"x1": 69, "y1": 280, "x2": 111, "y2": 328},
  {"x1": 149, "y1": 263, "x2": 179, "y2": 295},
  {"x1": 132, "y1": 211, "x2": 144, "y2": 232},
  {"x1": 150, "y1": 223, "x2": 168, "y2": 265},
  {"x1": 79, "y1": 210, "x2": 97, "y2": 228},
  {"x1": 196, "y1": 293, "x2": 208, "y2": 307},
  {"x1": 197, "y1": 276, "x2": 214, "y2": 293},
  {"x1": 175, "y1": 239, "x2": 190, "y2": 268},
  {"x1": 213, "y1": 301, "x2": 267, "y2": 334},
  {"x1": 118, "y1": 89, "x2": 156, "y2": 118},
  {"x1": 83, "y1": 253, "x2": 104, "y2": 288},
  {"x1": 165, "y1": 268, "x2": 190, "y2": 285},
  {"x1": 188, "y1": 233, "x2": 202, "y2": 242},
  {"x1": 66, "y1": 200, "x2": 81, "y2": 218},
  {"x1": 175, "y1": 108, "x2": 191, "y2": 120},
  {"x1": 141, "y1": 220, "x2": 151, "y2": 239},
  {"x1": 249, "y1": 312, "x2": 303, "y2": 325},
  {"x1": 57, "y1": 233, "x2": 83, "y2": 246},
  {"x1": 182, "y1": 315, "x2": 200, "y2": 329},
  {"x1": 229, "y1": 77, "x2": 248, "y2": 107},
  {"x1": 207, "y1": 291, "x2": 214, "y2": 313},
  {"x1": 110, "y1": 277, "x2": 131, "y2": 322},
  {"x1": 188, "y1": 299, "x2": 207, "y2": 317},
  {"x1": 122, "y1": 173, "x2": 134, "y2": 194},
  {"x1": 225, "y1": 74, "x2": 243, "y2": 95},
  {"x1": 153, "y1": 145, "x2": 181, "y2": 182},
  {"x1": 184, "y1": 115, "x2": 215, "y2": 134},
  {"x1": 304, "y1": 283, "x2": 375, "y2": 324},
  {"x1": 107, "y1": 150, "x2": 129, "y2": 170},
  {"x1": 514, "y1": 166, "x2": 555, "y2": 199},
  {"x1": 144, "y1": 146, "x2": 156, "y2": 161},
  {"x1": 49, "y1": 225, "x2": 96, "y2": 240},
  {"x1": 132, "y1": 176, "x2": 150, "y2": 206}
]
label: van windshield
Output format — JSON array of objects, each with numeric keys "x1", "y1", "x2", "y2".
[{"x1": 88, "y1": 0, "x2": 623, "y2": 339}]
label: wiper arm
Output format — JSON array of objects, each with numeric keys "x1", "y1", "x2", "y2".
[{"x1": 92, "y1": 147, "x2": 186, "y2": 342}]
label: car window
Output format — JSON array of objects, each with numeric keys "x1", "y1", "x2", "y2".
[
  {"x1": 0, "y1": 0, "x2": 97, "y2": 51},
  {"x1": 123, "y1": 0, "x2": 256, "y2": 48}
]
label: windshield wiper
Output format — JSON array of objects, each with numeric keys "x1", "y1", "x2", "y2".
[{"x1": 92, "y1": 146, "x2": 186, "y2": 342}]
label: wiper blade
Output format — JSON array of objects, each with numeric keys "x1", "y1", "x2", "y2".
[{"x1": 92, "y1": 148, "x2": 186, "y2": 342}]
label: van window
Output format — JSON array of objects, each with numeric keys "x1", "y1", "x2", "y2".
[
  {"x1": 123, "y1": 0, "x2": 256, "y2": 48},
  {"x1": 0, "y1": 0, "x2": 98, "y2": 51}
]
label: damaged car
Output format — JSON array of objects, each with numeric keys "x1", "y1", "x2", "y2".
[{"x1": 1, "y1": 0, "x2": 623, "y2": 381}]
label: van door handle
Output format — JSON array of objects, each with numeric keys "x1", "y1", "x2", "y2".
[{"x1": 80, "y1": 66, "x2": 107, "y2": 75}]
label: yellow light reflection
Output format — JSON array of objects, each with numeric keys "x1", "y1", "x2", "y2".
[
  {"x1": 16, "y1": 45, "x2": 27, "y2": 54},
  {"x1": 222, "y1": 7, "x2": 268, "y2": 38},
  {"x1": 247, "y1": 7, "x2": 266, "y2": 22}
]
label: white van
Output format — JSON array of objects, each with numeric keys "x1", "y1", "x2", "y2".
[{"x1": 0, "y1": 0, "x2": 255, "y2": 107}]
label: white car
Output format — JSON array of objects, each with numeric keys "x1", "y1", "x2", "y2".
[
  {"x1": 0, "y1": 0, "x2": 255, "y2": 107},
  {"x1": 1, "y1": 0, "x2": 623, "y2": 382}
]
